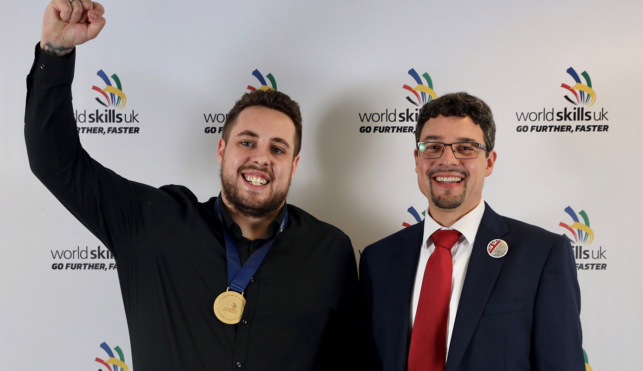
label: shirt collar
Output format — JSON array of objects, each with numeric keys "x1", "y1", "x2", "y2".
[
  {"x1": 422, "y1": 199, "x2": 486, "y2": 247},
  {"x1": 216, "y1": 193, "x2": 287, "y2": 242}
]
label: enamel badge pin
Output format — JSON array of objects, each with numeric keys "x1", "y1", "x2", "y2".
[{"x1": 487, "y1": 239, "x2": 508, "y2": 258}]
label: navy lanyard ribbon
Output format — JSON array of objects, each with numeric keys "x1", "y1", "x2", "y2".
[{"x1": 214, "y1": 197, "x2": 288, "y2": 294}]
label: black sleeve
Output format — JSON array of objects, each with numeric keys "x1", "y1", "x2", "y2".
[
  {"x1": 358, "y1": 249, "x2": 384, "y2": 371},
  {"x1": 317, "y1": 235, "x2": 362, "y2": 371},
  {"x1": 24, "y1": 43, "x2": 177, "y2": 259}
]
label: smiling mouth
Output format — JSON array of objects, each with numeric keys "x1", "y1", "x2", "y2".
[
  {"x1": 434, "y1": 176, "x2": 463, "y2": 184},
  {"x1": 243, "y1": 174, "x2": 269, "y2": 186}
]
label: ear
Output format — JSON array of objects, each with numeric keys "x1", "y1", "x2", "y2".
[
  {"x1": 414, "y1": 148, "x2": 420, "y2": 172},
  {"x1": 484, "y1": 150, "x2": 497, "y2": 177},
  {"x1": 217, "y1": 138, "x2": 226, "y2": 165},
  {"x1": 290, "y1": 155, "x2": 300, "y2": 180}
]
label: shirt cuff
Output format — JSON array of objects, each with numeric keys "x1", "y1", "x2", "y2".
[{"x1": 28, "y1": 42, "x2": 76, "y2": 87}]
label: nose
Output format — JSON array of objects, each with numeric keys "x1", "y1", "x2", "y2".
[
  {"x1": 250, "y1": 144, "x2": 270, "y2": 167},
  {"x1": 436, "y1": 144, "x2": 459, "y2": 166}
]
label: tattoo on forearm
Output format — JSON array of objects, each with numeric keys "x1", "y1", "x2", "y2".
[{"x1": 41, "y1": 43, "x2": 73, "y2": 57}]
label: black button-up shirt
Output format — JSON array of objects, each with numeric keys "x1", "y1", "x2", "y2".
[
  {"x1": 25, "y1": 45, "x2": 360, "y2": 371},
  {"x1": 218, "y1": 197, "x2": 286, "y2": 266}
]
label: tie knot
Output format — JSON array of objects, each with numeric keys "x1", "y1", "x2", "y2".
[{"x1": 430, "y1": 229, "x2": 461, "y2": 251}]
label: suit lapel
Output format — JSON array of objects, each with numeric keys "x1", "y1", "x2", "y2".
[
  {"x1": 445, "y1": 204, "x2": 509, "y2": 371},
  {"x1": 390, "y1": 221, "x2": 425, "y2": 371}
]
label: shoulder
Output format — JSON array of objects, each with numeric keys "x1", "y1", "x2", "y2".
[
  {"x1": 286, "y1": 204, "x2": 349, "y2": 239},
  {"x1": 285, "y1": 204, "x2": 354, "y2": 254},
  {"x1": 481, "y1": 203, "x2": 567, "y2": 248},
  {"x1": 153, "y1": 184, "x2": 203, "y2": 220},
  {"x1": 362, "y1": 221, "x2": 423, "y2": 262},
  {"x1": 501, "y1": 215, "x2": 567, "y2": 246},
  {"x1": 493, "y1": 212, "x2": 572, "y2": 264},
  {"x1": 158, "y1": 184, "x2": 199, "y2": 204}
]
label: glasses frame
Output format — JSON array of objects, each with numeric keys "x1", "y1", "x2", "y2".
[{"x1": 417, "y1": 141, "x2": 488, "y2": 159}]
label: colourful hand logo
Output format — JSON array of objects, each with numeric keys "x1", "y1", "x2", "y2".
[
  {"x1": 92, "y1": 70, "x2": 126, "y2": 109},
  {"x1": 403, "y1": 206, "x2": 426, "y2": 227},
  {"x1": 561, "y1": 67, "x2": 596, "y2": 107},
  {"x1": 559, "y1": 206, "x2": 594, "y2": 245},
  {"x1": 95, "y1": 342, "x2": 129, "y2": 371},
  {"x1": 247, "y1": 69, "x2": 277, "y2": 91},
  {"x1": 403, "y1": 69, "x2": 437, "y2": 106}
]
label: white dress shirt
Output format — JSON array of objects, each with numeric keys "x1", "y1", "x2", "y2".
[{"x1": 410, "y1": 199, "x2": 485, "y2": 357}]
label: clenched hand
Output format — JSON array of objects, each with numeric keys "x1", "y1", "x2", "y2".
[{"x1": 40, "y1": 0, "x2": 106, "y2": 56}]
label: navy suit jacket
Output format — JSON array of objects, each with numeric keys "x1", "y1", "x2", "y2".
[{"x1": 359, "y1": 203, "x2": 585, "y2": 371}]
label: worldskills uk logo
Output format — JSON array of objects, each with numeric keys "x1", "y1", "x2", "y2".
[
  {"x1": 558, "y1": 206, "x2": 606, "y2": 271},
  {"x1": 402, "y1": 206, "x2": 425, "y2": 228},
  {"x1": 95, "y1": 342, "x2": 129, "y2": 371},
  {"x1": 561, "y1": 67, "x2": 596, "y2": 107},
  {"x1": 92, "y1": 70, "x2": 126, "y2": 109},
  {"x1": 515, "y1": 66, "x2": 608, "y2": 134},
  {"x1": 559, "y1": 206, "x2": 594, "y2": 245},
  {"x1": 247, "y1": 69, "x2": 277, "y2": 91},
  {"x1": 203, "y1": 69, "x2": 278, "y2": 134},
  {"x1": 75, "y1": 69, "x2": 140, "y2": 135},
  {"x1": 358, "y1": 68, "x2": 436, "y2": 134},
  {"x1": 403, "y1": 68, "x2": 437, "y2": 106}
]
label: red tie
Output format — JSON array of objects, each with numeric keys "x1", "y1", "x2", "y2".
[{"x1": 408, "y1": 229, "x2": 462, "y2": 371}]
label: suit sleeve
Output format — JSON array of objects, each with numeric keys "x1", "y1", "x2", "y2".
[
  {"x1": 24, "y1": 44, "x2": 176, "y2": 259},
  {"x1": 531, "y1": 235, "x2": 585, "y2": 370}
]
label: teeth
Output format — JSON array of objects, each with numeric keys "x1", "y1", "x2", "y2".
[
  {"x1": 436, "y1": 176, "x2": 462, "y2": 183},
  {"x1": 244, "y1": 175, "x2": 267, "y2": 186}
]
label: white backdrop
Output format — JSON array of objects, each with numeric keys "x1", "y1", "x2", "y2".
[{"x1": 2, "y1": 0, "x2": 643, "y2": 369}]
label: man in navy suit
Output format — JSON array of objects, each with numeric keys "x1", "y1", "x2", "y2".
[{"x1": 359, "y1": 92, "x2": 584, "y2": 371}]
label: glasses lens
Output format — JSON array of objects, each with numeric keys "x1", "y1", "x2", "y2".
[
  {"x1": 453, "y1": 143, "x2": 479, "y2": 159},
  {"x1": 420, "y1": 143, "x2": 444, "y2": 158}
]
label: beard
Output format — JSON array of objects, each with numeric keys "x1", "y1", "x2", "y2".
[
  {"x1": 428, "y1": 167, "x2": 468, "y2": 210},
  {"x1": 220, "y1": 161, "x2": 291, "y2": 218}
]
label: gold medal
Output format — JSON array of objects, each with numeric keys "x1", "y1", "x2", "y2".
[{"x1": 213, "y1": 288, "x2": 246, "y2": 324}]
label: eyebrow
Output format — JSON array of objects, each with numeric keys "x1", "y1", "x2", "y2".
[
  {"x1": 421, "y1": 135, "x2": 479, "y2": 143},
  {"x1": 236, "y1": 130, "x2": 259, "y2": 138},
  {"x1": 270, "y1": 137, "x2": 291, "y2": 149},
  {"x1": 236, "y1": 130, "x2": 291, "y2": 149}
]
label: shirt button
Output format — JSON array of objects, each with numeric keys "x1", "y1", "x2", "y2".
[
  {"x1": 236, "y1": 361, "x2": 242, "y2": 368},
  {"x1": 242, "y1": 319, "x2": 248, "y2": 324},
  {"x1": 40, "y1": 64, "x2": 46, "y2": 70},
  {"x1": 250, "y1": 277, "x2": 255, "y2": 283}
]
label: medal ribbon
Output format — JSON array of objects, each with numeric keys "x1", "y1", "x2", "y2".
[{"x1": 214, "y1": 197, "x2": 288, "y2": 293}]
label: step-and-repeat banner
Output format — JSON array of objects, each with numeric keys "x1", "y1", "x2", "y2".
[{"x1": 2, "y1": 1, "x2": 642, "y2": 369}]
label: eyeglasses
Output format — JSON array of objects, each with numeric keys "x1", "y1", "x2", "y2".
[{"x1": 417, "y1": 142, "x2": 488, "y2": 159}]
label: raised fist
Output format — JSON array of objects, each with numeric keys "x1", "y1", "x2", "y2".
[{"x1": 40, "y1": 0, "x2": 106, "y2": 56}]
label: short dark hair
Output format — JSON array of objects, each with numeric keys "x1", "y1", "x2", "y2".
[
  {"x1": 415, "y1": 92, "x2": 496, "y2": 153},
  {"x1": 223, "y1": 90, "x2": 303, "y2": 156}
]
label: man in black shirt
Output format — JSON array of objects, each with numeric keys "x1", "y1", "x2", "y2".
[{"x1": 26, "y1": 1, "x2": 359, "y2": 370}]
